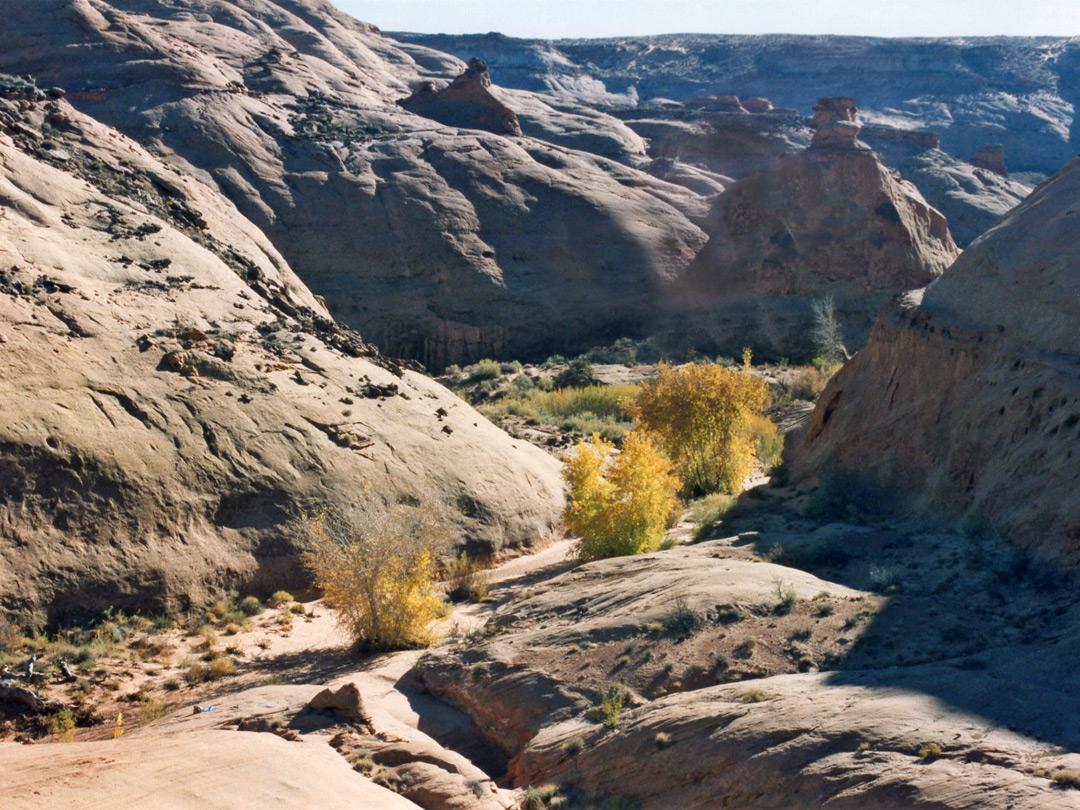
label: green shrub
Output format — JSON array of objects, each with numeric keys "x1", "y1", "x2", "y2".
[
  {"x1": 739, "y1": 688, "x2": 773, "y2": 704},
  {"x1": 528, "y1": 384, "x2": 638, "y2": 420},
  {"x1": 773, "y1": 580, "x2": 798, "y2": 615},
  {"x1": 598, "y1": 683, "x2": 629, "y2": 727},
  {"x1": 661, "y1": 597, "x2": 703, "y2": 639},
  {"x1": 269, "y1": 590, "x2": 294, "y2": 607},
  {"x1": 917, "y1": 742, "x2": 942, "y2": 760},
  {"x1": 237, "y1": 596, "x2": 262, "y2": 616},
  {"x1": 467, "y1": 358, "x2": 501, "y2": 381}
]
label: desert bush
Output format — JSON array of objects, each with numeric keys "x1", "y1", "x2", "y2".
[
  {"x1": 529, "y1": 384, "x2": 638, "y2": 420},
  {"x1": 445, "y1": 552, "x2": 490, "y2": 603},
  {"x1": 746, "y1": 412, "x2": 783, "y2": 470},
  {"x1": 597, "y1": 683, "x2": 629, "y2": 727},
  {"x1": 689, "y1": 492, "x2": 736, "y2": 540},
  {"x1": 917, "y1": 742, "x2": 943, "y2": 760},
  {"x1": 661, "y1": 597, "x2": 703, "y2": 639},
  {"x1": 49, "y1": 708, "x2": 76, "y2": 742},
  {"x1": 207, "y1": 656, "x2": 236, "y2": 680},
  {"x1": 467, "y1": 358, "x2": 501, "y2": 381},
  {"x1": 809, "y1": 468, "x2": 897, "y2": 523},
  {"x1": 237, "y1": 596, "x2": 262, "y2": 616},
  {"x1": 811, "y1": 295, "x2": 847, "y2": 365},
  {"x1": 268, "y1": 590, "x2": 294, "y2": 608},
  {"x1": 563, "y1": 431, "x2": 680, "y2": 562},
  {"x1": 786, "y1": 365, "x2": 829, "y2": 400},
  {"x1": 555, "y1": 358, "x2": 595, "y2": 388},
  {"x1": 625, "y1": 362, "x2": 771, "y2": 495},
  {"x1": 1052, "y1": 769, "x2": 1080, "y2": 789},
  {"x1": 140, "y1": 694, "x2": 170, "y2": 722},
  {"x1": 740, "y1": 688, "x2": 774, "y2": 704},
  {"x1": 773, "y1": 580, "x2": 799, "y2": 615},
  {"x1": 295, "y1": 503, "x2": 451, "y2": 651}
]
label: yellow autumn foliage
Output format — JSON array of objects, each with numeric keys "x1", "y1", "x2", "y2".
[
  {"x1": 563, "y1": 431, "x2": 681, "y2": 562},
  {"x1": 296, "y1": 504, "x2": 449, "y2": 650},
  {"x1": 624, "y1": 362, "x2": 774, "y2": 495}
]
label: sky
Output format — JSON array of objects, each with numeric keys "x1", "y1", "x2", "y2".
[{"x1": 333, "y1": 0, "x2": 1080, "y2": 39}]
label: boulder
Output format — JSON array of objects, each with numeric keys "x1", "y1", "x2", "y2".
[
  {"x1": 810, "y1": 97, "x2": 867, "y2": 151},
  {"x1": 309, "y1": 682, "x2": 371, "y2": 725}
]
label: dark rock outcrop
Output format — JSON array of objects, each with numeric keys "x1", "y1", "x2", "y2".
[{"x1": 970, "y1": 143, "x2": 1009, "y2": 176}]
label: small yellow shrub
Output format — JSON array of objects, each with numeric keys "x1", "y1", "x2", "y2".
[
  {"x1": 563, "y1": 431, "x2": 680, "y2": 562},
  {"x1": 296, "y1": 504, "x2": 450, "y2": 651},
  {"x1": 625, "y1": 362, "x2": 771, "y2": 495}
]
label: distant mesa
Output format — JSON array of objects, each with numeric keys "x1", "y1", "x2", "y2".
[
  {"x1": 398, "y1": 57, "x2": 523, "y2": 136},
  {"x1": 969, "y1": 143, "x2": 1008, "y2": 176},
  {"x1": 860, "y1": 126, "x2": 942, "y2": 151}
]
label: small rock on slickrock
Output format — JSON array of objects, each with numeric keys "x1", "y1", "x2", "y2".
[{"x1": 308, "y1": 682, "x2": 371, "y2": 725}]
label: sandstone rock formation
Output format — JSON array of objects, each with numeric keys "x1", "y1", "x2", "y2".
[
  {"x1": 662, "y1": 99, "x2": 959, "y2": 360},
  {"x1": 862, "y1": 128, "x2": 1032, "y2": 246},
  {"x1": 0, "y1": 84, "x2": 563, "y2": 626},
  {"x1": 396, "y1": 31, "x2": 1080, "y2": 176},
  {"x1": 416, "y1": 538, "x2": 1080, "y2": 809},
  {"x1": 809, "y1": 97, "x2": 865, "y2": 150},
  {"x1": 792, "y1": 156, "x2": 1080, "y2": 560},
  {"x1": 0, "y1": 0, "x2": 709, "y2": 369},
  {"x1": 399, "y1": 57, "x2": 523, "y2": 136},
  {"x1": 970, "y1": 143, "x2": 1009, "y2": 176}
]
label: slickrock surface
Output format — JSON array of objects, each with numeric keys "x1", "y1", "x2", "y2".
[
  {"x1": 1, "y1": 2, "x2": 990, "y2": 367},
  {"x1": 0, "y1": 0, "x2": 708, "y2": 369},
  {"x1": 414, "y1": 534, "x2": 1080, "y2": 809},
  {"x1": 0, "y1": 88, "x2": 563, "y2": 626},
  {"x1": 792, "y1": 156, "x2": 1080, "y2": 559}
]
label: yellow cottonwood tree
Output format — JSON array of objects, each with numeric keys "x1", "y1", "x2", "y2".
[
  {"x1": 563, "y1": 431, "x2": 680, "y2": 562},
  {"x1": 295, "y1": 504, "x2": 449, "y2": 650},
  {"x1": 624, "y1": 362, "x2": 773, "y2": 495}
]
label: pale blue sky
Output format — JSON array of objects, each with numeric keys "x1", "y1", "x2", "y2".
[{"x1": 333, "y1": 0, "x2": 1080, "y2": 38}]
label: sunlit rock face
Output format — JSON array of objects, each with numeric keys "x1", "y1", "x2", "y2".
[{"x1": 792, "y1": 156, "x2": 1080, "y2": 561}]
